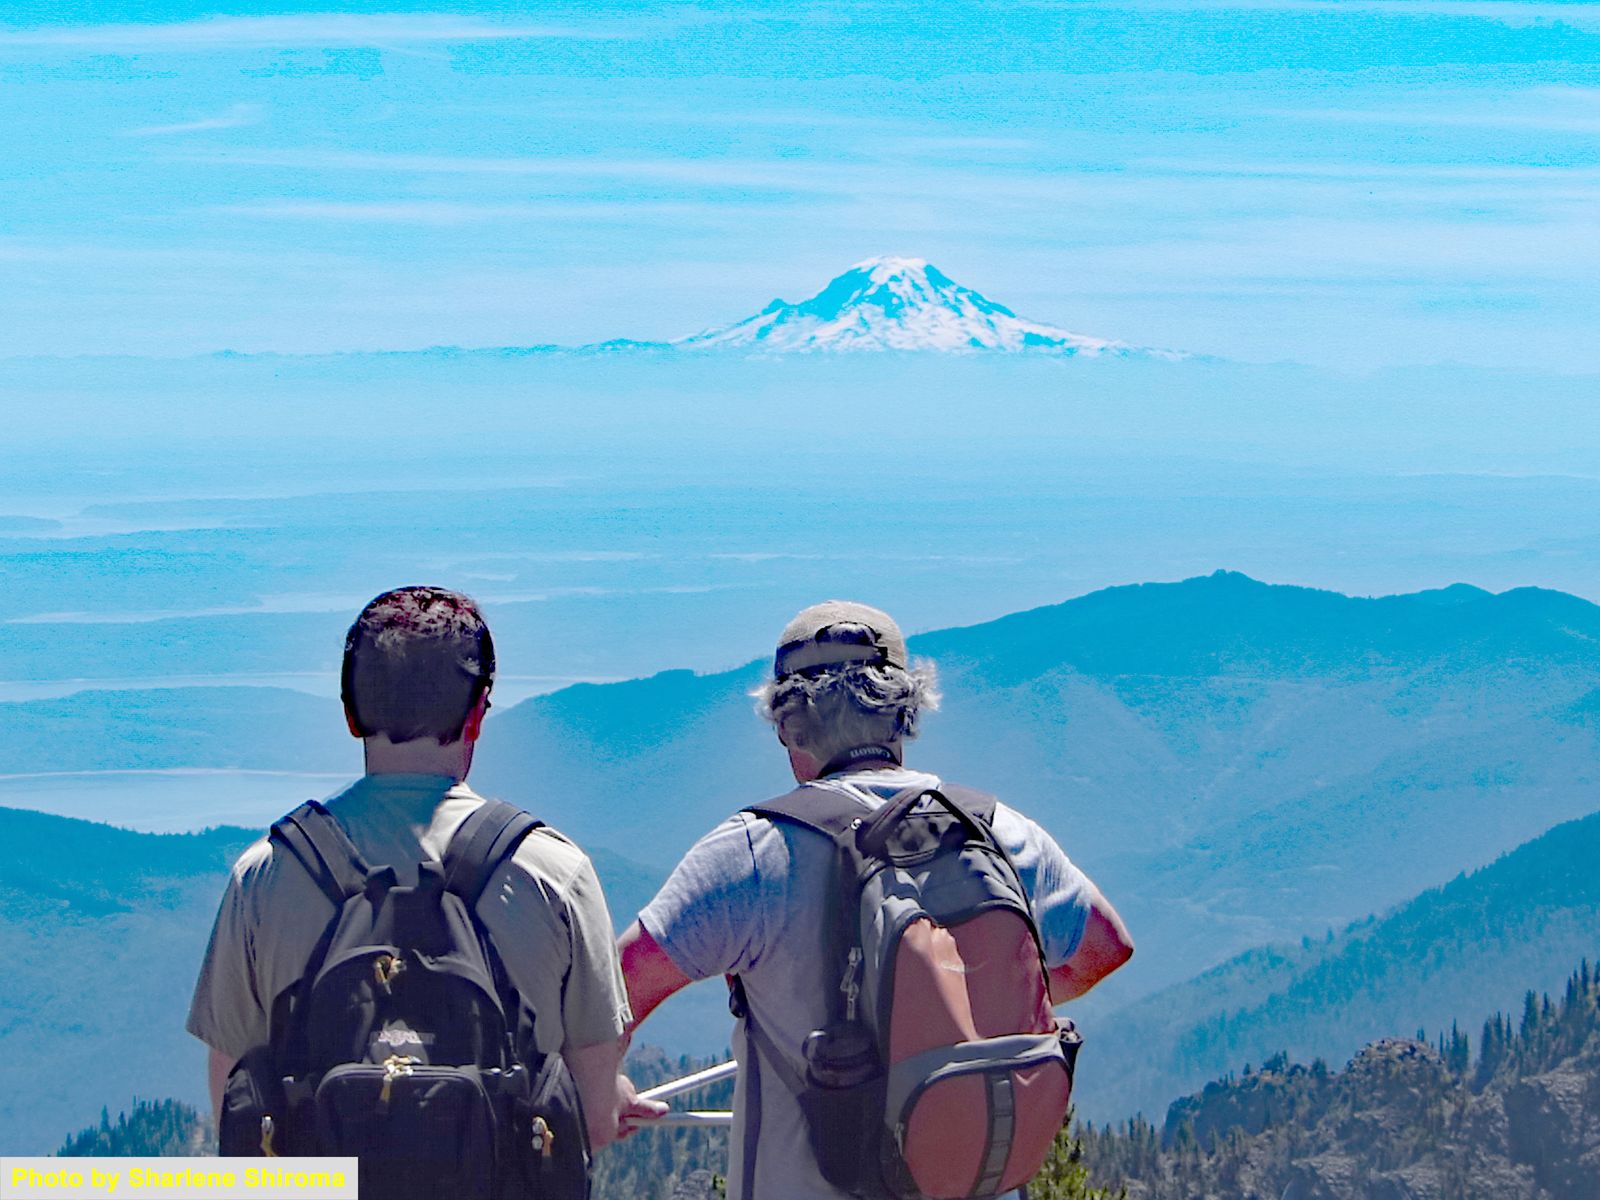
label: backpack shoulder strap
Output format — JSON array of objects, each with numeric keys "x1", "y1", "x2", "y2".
[
  {"x1": 269, "y1": 800, "x2": 369, "y2": 907},
  {"x1": 443, "y1": 798, "x2": 545, "y2": 908},
  {"x1": 937, "y1": 782, "x2": 998, "y2": 826},
  {"x1": 752, "y1": 780, "x2": 999, "y2": 835},
  {"x1": 745, "y1": 784, "x2": 867, "y2": 839}
]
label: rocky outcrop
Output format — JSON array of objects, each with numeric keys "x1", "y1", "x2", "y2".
[{"x1": 1501, "y1": 1050, "x2": 1600, "y2": 1200}]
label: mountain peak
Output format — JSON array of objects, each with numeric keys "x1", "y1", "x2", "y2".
[
  {"x1": 851, "y1": 253, "x2": 930, "y2": 275},
  {"x1": 671, "y1": 256, "x2": 1184, "y2": 358}
]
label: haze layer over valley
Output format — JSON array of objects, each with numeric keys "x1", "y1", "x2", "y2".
[{"x1": 7, "y1": 346, "x2": 1600, "y2": 703}]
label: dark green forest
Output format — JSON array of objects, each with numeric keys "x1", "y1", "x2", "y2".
[{"x1": 58, "y1": 1099, "x2": 212, "y2": 1158}]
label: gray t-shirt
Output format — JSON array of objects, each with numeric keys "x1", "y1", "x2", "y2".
[
  {"x1": 188, "y1": 774, "x2": 631, "y2": 1062},
  {"x1": 638, "y1": 768, "x2": 1097, "y2": 1200}
]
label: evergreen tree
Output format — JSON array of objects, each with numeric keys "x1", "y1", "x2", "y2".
[
  {"x1": 1028, "y1": 1122, "x2": 1126, "y2": 1200},
  {"x1": 58, "y1": 1099, "x2": 211, "y2": 1157}
]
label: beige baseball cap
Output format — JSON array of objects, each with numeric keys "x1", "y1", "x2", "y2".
[{"x1": 773, "y1": 600, "x2": 907, "y2": 679}]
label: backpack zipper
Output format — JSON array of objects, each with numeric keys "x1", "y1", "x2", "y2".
[
  {"x1": 377, "y1": 1054, "x2": 419, "y2": 1111},
  {"x1": 373, "y1": 954, "x2": 405, "y2": 994},
  {"x1": 841, "y1": 947, "x2": 863, "y2": 1022}
]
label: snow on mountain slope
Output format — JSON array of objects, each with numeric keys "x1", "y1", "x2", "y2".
[{"x1": 670, "y1": 256, "x2": 1184, "y2": 357}]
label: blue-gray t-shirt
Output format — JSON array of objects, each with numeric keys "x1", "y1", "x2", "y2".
[{"x1": 638, "y1": 768, "x2": 1097, "y2": 1200}]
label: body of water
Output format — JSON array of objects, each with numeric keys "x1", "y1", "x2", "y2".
[{"x1": 0, "y1": 769, "x2": 354, "y2": 833}]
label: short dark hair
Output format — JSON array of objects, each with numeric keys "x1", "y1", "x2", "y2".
[{"x1": 341, "y1": 586, "x2": 495, "y2": 745}]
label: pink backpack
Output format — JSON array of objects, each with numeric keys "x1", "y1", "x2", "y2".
[{"x1": 735, "y1": 782, "x2": 1081, "y2": 1198}]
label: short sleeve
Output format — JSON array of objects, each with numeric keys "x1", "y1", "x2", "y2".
[
  {"x1": 993, "y1": 805, "x2": 1096, "y2": 969},
  {"x1": 638, "y1": 813, "x2": 775, "y2": 981},
  {"x1": 186, "y1": 844, "x2": 270, "y2": 1062},
  {"x1": 556, "y1": 853, "x2": 633, "y2": 1051},
  {"x1": 479, "y1": 827, "x2": 631, "y2": 1055}
]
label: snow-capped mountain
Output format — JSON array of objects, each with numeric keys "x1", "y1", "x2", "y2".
[{"x1": 668, "y1": 256, "x2": 1181, "y2": 357}]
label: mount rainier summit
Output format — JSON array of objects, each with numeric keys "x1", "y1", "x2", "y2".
[{"x1": 597, "y1": 257, "x2": 1185, "y2": 357}]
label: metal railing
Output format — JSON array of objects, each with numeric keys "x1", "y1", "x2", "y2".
[{"x1": 630, "y1": 1060, "x2": 737, "y2": 1129}]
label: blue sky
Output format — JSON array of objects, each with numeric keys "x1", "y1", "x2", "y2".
[{"x1": 3, "y1": 1, "x2": 1598, "y2": 367}]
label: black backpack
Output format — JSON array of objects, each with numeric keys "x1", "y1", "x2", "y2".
[
  {"x1": 219, "y1": 798, "x2": 590, "y2": 1200},
  {"x1": 734, "y1": 781, "x2": 1080, "y2": 1200}
]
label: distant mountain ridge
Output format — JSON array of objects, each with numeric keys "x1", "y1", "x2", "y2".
[
  {"x1": 0, "y1": 686, "x2": 347, "y2": 775},
  {"x1": 0, "y1": 811, "x2": 251, "y2": 1155},
  {"x1": 471, "y1": 571, "x2": 1600, "y2": 1021}
]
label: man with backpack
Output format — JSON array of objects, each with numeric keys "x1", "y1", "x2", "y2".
[
  {"x1": 617, "y1": 600, "x2": 1134, "y2": 1200},
  {"x1": 188, "y1": 586, "x2": 631, "y2": 1198}
]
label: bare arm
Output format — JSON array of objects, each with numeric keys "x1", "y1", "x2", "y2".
[
  {"x1": 563, "y1": 1037, "x2": 628, "y2": 1151},
  {"x1": 603, "y1": 920, "x2": 693, "y2": 1140},
  {"x1": 618, "y1": 919, "x2": 693, "y2": 1033},
  {"x1": 1047, "y1": 889, "x2": 1134, "y2": 1003},
  {"x1": 207, "y1": 1049, "x2": 233, "y2": 1125}
]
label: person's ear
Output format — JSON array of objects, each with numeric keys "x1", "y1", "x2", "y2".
[
  {"x1": 460, "y1": 691, "x2": 490, "y2": 743},
  {"x1": 786, "y1": 743, "x2": 821, "y2": 783},
  {"x1": 344, "y1": 703, "x2": 364, "y2": 739}
]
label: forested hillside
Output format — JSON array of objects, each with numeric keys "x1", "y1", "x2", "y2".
[
  {"x1": 591, "y1": 1048, "x2": 733, "y2": 1200},
  {"x1": 1088, "y1": 807, "x2": 1600, "y2": 1118},
  {"x1": 0, "y1": 808, "x2": 252, "y2": 1154},
  {"x1": 58, "y1": 1100, "x2": 212, "y2": 1158},
  {"x1": 1081, "y1": 960, "x2": 1600, "y2": 1199}
]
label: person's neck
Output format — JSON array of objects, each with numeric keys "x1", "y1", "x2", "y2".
[
  {"x1": 362, "y1": 734, "x2": 472, "y2": 782},
  {"x1": 792, "y1": 742, "x2": 905, "y2": 783}
]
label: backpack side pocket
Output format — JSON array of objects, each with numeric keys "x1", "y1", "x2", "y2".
[
  {"x1": 799, "y1": 1021, "x2": 886, "y2": 1195},
  {"x1": 524, "y1": 1051, "x2": 590, "y2": 1199},
  {"x1": 219, "y1": 1045, "x2": 290, "y2": 1158}
]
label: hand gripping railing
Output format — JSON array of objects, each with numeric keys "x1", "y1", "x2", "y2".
[{"x1": 627, "y1": 1059, "x2": 738, "y2": 1129}]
